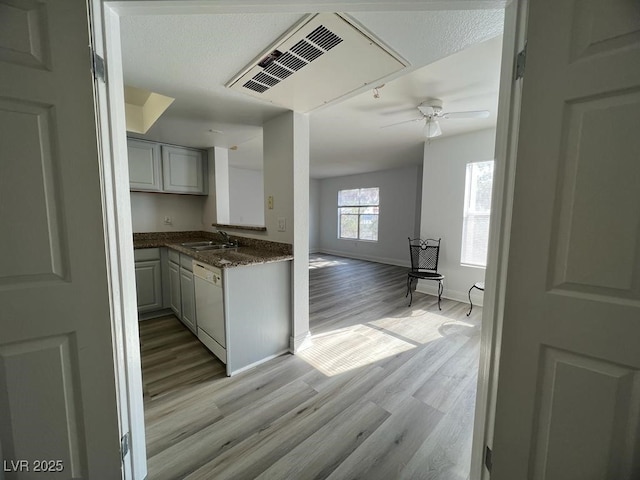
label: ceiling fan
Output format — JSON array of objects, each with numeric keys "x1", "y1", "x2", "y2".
[{"x1": 382, "y1": 98, "x2": 490, "y2": 138}]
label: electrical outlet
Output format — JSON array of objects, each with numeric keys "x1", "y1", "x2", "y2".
[
  {"x1": 277, "y1": 217, "x2": 286, "y2": 232},
  {"x1": 267, "y1": 196, "x2": 274, "y2": 210},
  {"x1": 163, "y1": 216, "x2": 172, "y2": 225}
]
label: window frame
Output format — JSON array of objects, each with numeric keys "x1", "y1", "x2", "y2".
[
  {"x1": 337, "y1": 187, "x2": 380, "y2": 242},
  {"x1": 461, "y1": 160, "x2": 494, "y2": 268}
]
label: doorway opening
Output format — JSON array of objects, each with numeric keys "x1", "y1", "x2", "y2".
[{"x1": 99, "y1": 2, "x2": 517, "y2": 479}]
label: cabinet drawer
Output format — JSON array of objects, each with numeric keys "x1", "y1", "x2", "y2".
[
  {"x1": 180, "y1": 253, "x2": 194, "y2": 271},
  {"x1": 134, "y1": 248, "x2": 160, "y2": 262},
  {"x1": 168, "y1": 249, "x2": 180, "y2": 264}
]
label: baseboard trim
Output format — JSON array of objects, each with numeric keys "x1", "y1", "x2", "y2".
[
  {"x1": 290, "y1": 331, "x2": 313, "y2": 353},
  {"x1": 316, "y1": 249, "x2": 410, "y2": 268}
]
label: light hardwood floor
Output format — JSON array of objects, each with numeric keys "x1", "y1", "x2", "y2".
[{"x1": 140, "y1": 254, "x2": 481, "y2": 480}]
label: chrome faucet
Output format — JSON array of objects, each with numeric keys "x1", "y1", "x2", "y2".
[{"x1": 218, "y1": 230, "x2": 230, "y2": 244}]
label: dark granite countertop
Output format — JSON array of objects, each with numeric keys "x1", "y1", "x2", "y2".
[{"x1": 133, "y1": 231, "x2": 293, "y2": 269}]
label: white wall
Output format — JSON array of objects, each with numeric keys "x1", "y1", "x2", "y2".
[
  {"x1": 229, "y1": 167, "x2": 265, "y2": 226},
  {"x1": 318, "y1": 165, "x2": 423, "y2": 266},
  {"x1": 130, "y1": 192, "x2": 205, "y2": 232},
  {"x1": 419, "y1": 128, "x2": 496, "y2": 304},
  {"x1": 309, "y1": 178, "x2": 321, "y2": 252}
]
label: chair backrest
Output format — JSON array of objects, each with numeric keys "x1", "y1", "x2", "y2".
[{"x1": 408, "y1": 237, "x2": 441, "y2": 272}]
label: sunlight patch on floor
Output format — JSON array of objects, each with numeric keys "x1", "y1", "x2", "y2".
[
  {"x1": 298, "y1": 323, "x2": 416, "y2": 376},
  {"x1": 367, "y1": 313, "x2": 446, "y2": 345},
  {"x1": 298, "y1": 311, "x2": 459, "y2": 377},
  {"x1": 308, "y1": 257, "x2": 350, "y2": 269}
]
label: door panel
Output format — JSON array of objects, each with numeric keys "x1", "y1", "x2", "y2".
[
  {"x1": 492, "y1": 0, "x2": 640, "y2": 478},
  {"x1": 0, "y1": 98, "x2": 67, "y2": 285},
  {"x1": 0, "y1": 0, "x2": 121, "y2": 477},
  {"x1": 0, "y1": 336, "x2": 84, "y2": 476},
  {"x1": 532, "y1": 348, "x2": 640, "y2": 479}
]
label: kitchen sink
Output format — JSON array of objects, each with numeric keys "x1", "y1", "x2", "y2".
[
  {"x1": 181, "y1": 241, "x2": 236, "y2": 251},
  {"x1": 181, "y1": 241, "x2": 216, "y2": 247},
  {"x1": 192, "y1": 244, "x2": 236, "y2": 251}
]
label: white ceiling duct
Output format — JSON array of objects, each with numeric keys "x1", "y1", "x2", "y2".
[{"x1": 226, "y1": 13, "x2": 409, "y2": 113}]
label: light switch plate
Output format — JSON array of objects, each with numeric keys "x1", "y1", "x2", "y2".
[
  {"x1": 277, "y1": 217, "x2": 286, "y2": 232},
  {"x1": 267, "y1": 196, "x2": 274, "y2": 210}
]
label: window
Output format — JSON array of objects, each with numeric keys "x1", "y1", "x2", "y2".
[
  {"x1": 338, "y1": 187, "x2": 379, "y2": 241},
  {"x1": 461, "y1": 161, "x2": 494, "y2": 267}
]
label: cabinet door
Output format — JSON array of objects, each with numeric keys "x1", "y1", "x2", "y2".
[
  {"x1": 128, "y1": 138, "x2": 162, "y2": 192},
  {"x1": 168, "y1": 261, "x2": 182, "y2": 319},
  {"x1": 135, "y1": 260, "x2": 162, "y2": 313},
  {"x1": 180, "y1": 268, "x2": 197, "y2": 333},
  {"x1": 161, "y1": 145, "x2": 207, "y2": 195}
]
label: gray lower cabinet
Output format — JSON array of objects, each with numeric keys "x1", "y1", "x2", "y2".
[
  {"x1": 134, "y1": 248, "x2": 163, "y2": 313},
  {"x1": 180, "y1": 268, "x2": 196, "y2": 333},
  {"x1": 167, "y1": 249, "x2": 197, "y2": 333},
  {"x1": 168, "y1": 260, "x2": 182, "y2": 319}
]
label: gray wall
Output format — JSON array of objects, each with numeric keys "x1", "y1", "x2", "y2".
[
  {"x1": 130, "y1": 192, "x2": 205, "y2": 232},
  {"x1": 419, "y1": 128, "x2": 496, "y2": 303},
  {"x1": 317, "y1": 165, "x2": 423, "y2": 266},
  {"x1": 229, "y1": 166, "x2": 265, "y2": 226}
]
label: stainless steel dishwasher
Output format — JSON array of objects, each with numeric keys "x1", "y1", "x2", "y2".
[{"x1": 193, "y1": 261, "x2": 226, "y2": 364}]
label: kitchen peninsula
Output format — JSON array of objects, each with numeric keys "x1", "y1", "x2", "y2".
[{"x1": 133, "y1": 231, "x2": 293, "y2": 376}]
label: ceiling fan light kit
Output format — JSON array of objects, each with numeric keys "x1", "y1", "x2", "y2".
[
  {"x1": 423, "y1": 119, "x2": 442, "y2": 138},
  {"x1": 382, "y1": 97, "x2": 490, "y2": 138}
]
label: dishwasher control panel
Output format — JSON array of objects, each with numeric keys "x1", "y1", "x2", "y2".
[{"x1": 193, "y1": 262, "x2": 222, "y2": 285}]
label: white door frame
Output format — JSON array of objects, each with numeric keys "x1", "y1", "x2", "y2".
[
  {"x1": 92, "y1": 1, "x2": 519, "y2": 478},
  {"x1": 469, "y1": 1, "x2": 528, "y2": 478}
]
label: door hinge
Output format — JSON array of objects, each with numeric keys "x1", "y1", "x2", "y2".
[
  {"x1": 485, "y1": 445, "x2": 493, "y2": 473},
  {"x1": 515, "y1": 43, "x2": 526, "y2": 80},
  {"x1": 120, "y1": 431, "x2": 130, "y2": 462},
  {"x1": 92, "y1": 50, "x2": 106, "y2": 83}
]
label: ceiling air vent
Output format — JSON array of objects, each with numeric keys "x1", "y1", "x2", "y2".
[{"x1": 227, "y1": 13, "x2": 409, "y2": 113}]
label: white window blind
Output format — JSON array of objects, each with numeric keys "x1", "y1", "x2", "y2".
[
  {"x1": 338, "y1": 187, "x2": 379, "y2": 241},
  {"x1": 461, "y1": 161, "x2": 494, "y2": 267}
]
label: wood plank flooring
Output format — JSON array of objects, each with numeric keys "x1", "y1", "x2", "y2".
[{"x1": 140, "y1": 254, "x2": 481, "y2": 480}]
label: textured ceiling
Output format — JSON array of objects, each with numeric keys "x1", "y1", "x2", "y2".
[{"x1": 120, "y1": 9, "x2": 504, "y2": 177}]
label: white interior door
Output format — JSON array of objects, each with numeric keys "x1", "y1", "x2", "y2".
[
  {"x1": 492, "y1": 0, "x2": 640, "y2": 478},
  {"x1": 0, "y1": 0, "x2": 122, "y2": 477}
]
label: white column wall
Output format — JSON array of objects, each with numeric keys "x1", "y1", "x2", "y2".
[
  {"x1": 309, "y1": 178, "x2": 321, "y2": 252},
  {"x1": 419, "y1": 128, "x2": 497, "y2": 303},
  {"x1": 214, "y1": 146, "x2": 230, "y2": 224},
  {"x1": 262, "y1": 112, "x2": 310, "y2": 351}
]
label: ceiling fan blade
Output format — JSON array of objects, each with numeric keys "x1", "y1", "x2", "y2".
[
  {"x1": 440, "y1": 110, "x2": 490, "y2": 119},
  {"x1": 380, "y1": 117, "x2": 424, "y2": 129}
]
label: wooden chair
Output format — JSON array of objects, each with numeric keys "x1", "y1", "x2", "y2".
[{"x1": 406, "y1": 237, "x2": 444, "y2": 309}]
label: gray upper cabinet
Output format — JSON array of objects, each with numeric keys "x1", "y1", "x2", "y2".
[
  {"x1": 127, "y1": 138, "x2": 207, "y2": 195},
  {"x1": 128, "y1": 139, "x2": 162, "y2": 192},
  {"x1": 162, "y1": 145, "x2": 207, "y2": 195}
]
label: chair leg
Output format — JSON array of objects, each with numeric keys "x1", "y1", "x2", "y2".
[
  {"x1": 467, "y1": 285, "x2": 475, "y2": 316},
  {"x1": 437, "y1": 280, "x2": 443, "y2": 310},
  {"x1": 407, "y1": 276, "x2": 414, "y2": 307}
]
